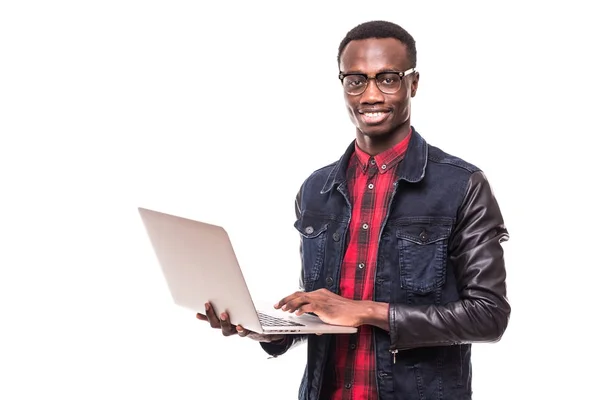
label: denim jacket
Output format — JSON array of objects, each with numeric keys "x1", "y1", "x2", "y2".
[{"x1": 261, "y1": 128, "x2": 510, "y2": 400}]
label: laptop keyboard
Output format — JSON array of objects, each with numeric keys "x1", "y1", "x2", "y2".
[{"x1": 258, "y1": 312, "x2": 305, "y2": 327}]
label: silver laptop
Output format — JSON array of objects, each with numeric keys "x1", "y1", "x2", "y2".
[{"x1": 138, "y1": 207, "x2": 357, "y2": 335}]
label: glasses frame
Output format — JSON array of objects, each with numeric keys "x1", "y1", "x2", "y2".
[{"x1": 338, "y1": 67, "x2": 417, "y2": 95}]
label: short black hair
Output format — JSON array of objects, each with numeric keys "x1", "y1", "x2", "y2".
[{"x1": 337, "y1": 20, "x2": 417, "y2": 68}]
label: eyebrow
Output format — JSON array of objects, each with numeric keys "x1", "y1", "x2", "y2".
[{"x1": 340, "y1": 69, "x2": 403, "y2": 75}]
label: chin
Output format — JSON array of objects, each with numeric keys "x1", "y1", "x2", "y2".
[{"x1": 359, "y1": 125, "x2": 392, "y2": 138}]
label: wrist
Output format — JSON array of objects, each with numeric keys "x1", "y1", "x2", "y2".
[
  {"x1": 266, "y1": 335, "x2": 287, "y2": 344},
  {"x1": 359, "y1": 301, "x2": 390, "y2": 331}
]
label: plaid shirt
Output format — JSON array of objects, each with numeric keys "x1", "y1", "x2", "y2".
[{"x1": 326, "y1": 131, "x2": 411, "y2": 400}]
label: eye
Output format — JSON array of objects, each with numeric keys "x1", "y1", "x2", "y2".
[
  {"x1": 378, "y1": 73, "x2": 400, "y2": 86},
  {"x1": 343, "y1": 75, "x2": 366, "y2": 87}
]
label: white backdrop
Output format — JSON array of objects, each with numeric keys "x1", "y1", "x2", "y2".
[{"x1": 1, "y1": 1, "x2": 598, "y2": 399}]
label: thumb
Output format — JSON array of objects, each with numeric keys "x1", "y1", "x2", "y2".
[{"x1": 236, "y1": 325, "x2": 250, "y2": 337}]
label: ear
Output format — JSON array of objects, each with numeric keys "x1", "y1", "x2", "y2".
[{"x1": 410, "y1": 71, "x2": 420, "y2": 98}]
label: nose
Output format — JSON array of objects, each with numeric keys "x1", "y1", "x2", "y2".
[{"x1": 360, "y1": 78, "x2": 385, "y2": 104}]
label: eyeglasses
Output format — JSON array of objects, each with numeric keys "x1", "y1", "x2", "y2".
[{"x1": 338, "y1": 68, "x2": 417, "y2": 96}]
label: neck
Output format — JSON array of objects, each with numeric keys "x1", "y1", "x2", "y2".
[{"x1": 355, "y1": 122, "x2": 411, "y2": 156}]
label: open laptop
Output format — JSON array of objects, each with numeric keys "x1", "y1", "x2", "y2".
[{"x1": 138, "y1": 207, "x2": 357, "y2": 335}]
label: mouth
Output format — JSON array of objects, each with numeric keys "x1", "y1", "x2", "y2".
[{"x1": 358, "y1": 110, "x2": 391, "y2": 125}]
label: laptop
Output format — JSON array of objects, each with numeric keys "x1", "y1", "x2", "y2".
[{"x1": 138, "y1": 207, "x2": 357, "y2": 335}]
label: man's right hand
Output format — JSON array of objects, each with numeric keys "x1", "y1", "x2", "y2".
[{"x1": 196, "y1": 302, "x2": 286, "y2": 344}]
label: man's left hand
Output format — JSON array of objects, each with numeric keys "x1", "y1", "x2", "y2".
[{"x1": 274, "y1": 288, "x2": 366, "y2": 327}]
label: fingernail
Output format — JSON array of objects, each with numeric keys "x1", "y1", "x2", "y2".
[
  {"x1": 220, "y1": 313, "x2": 227, "y2": 320},
  {"x1": 205, "y1": 303, "x2": 209, "y2": 310}
]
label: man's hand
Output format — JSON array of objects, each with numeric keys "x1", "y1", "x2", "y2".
[
  {"x1": 196, "y1": 302, "x2": 285, "y2": 343},
  {"x1": 274, "y1": 288, "x2": 370, "y2": 327}
]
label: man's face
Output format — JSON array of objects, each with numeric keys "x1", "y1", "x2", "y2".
[{"x1": 339, "y1": 38, "x2": 419, "y2": 139}]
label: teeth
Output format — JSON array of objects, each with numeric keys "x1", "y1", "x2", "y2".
[{"x1": 364, "y1": 112, "x2": 383, "y2": 117}]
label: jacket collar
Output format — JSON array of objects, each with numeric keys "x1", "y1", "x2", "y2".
[{"x1": 321, "y1": 127, "x2": 428, "y2": 194}]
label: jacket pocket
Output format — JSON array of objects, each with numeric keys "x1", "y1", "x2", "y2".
[
  {"x1": 396, "y1": 218, "x2": 453, "y2": 295},
  {"x1": 294, "y1": 214, "x2": 329, "y2": 285}
]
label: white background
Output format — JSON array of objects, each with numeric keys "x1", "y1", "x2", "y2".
[{"x1": 1, "y1": 1, "x2": 598, "y2": 399}]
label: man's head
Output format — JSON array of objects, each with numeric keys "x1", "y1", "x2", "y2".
[
  {"x1": 338, "y1": 21, "x2": 417, "y2": 68},
  {"x1": 338, "y1": 21, "x2": 419, "y2": 150}
]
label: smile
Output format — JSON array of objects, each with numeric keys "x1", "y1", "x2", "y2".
[{"x1": 359, "y1": 110, "x2": 391, "y2": 125}]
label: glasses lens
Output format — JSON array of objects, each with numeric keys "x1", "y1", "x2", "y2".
[
  {"x1": 342, "y1": 75, "x2": 367, "y2": 95},
  {"x1": 376, "y1": 73, "x2": 402, "y2": 94}
]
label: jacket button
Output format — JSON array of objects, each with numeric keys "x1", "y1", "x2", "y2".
[
  {"x1": 419, "y1": 230, "x2": 428, "y2": 241},
  {"x1": 332, "y1": 232, "x2": 340, "y2": 241},
  {"x1": 305, "y1": 226, "x2": 314, "y2": 234},
  {"x1": 325, "y1": 277, "x2": 333, "y2": 286}
]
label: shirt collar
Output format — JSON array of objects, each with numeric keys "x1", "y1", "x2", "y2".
[{"x1": 354, "y1": 128, "x2": 413, "y2": 174}]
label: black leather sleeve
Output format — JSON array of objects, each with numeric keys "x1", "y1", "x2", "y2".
[
  {"x1": 388, "y1": 171, "x2": 511, "y2": 350},
  {"x1": 259, "y1": 334, "x2": 307, "y2": 357}
]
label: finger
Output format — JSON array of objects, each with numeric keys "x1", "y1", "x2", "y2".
[
  {"x1": 274, "y1": 291, "x2": 305, "y2": 309},
  {"x1": 196, "y1": 313, "x2": 208, "y2": 321},
  {"x1": 235, "y1": 325, "x2": 250, "y2": 338},
  {"x1": 244, "y1": 330, "x2": 284, "y2": 343},
  {"x1": 281, "y1": 294, "x2": 311, "y2": 312},
  {"x1": 237, "y1": 326, "x2": 266, "y2": 341},
  {"x1": 204, "y1": 303, "x2": 221, "y2": 328},
  {"x1": 295, "y1": 304, "x2": 315, "y2": 316},
  {"x1": 219, "y1": 312, "x2": 236, "y2": 336}
]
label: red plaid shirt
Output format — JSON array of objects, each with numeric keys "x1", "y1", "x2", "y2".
[{"x1": 326, "y1": 131, "x2": 411, "y2": 400}]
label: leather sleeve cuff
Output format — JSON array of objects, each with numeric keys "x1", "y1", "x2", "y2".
[
  {"x1": 388, "y1": 303, "x2": 401, "y2": 347},
  {"x1": 259, "y1": 336, "x2": 294, "y2": 357}
]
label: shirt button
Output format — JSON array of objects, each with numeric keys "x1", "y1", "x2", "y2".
[
  {"x1": 362, "y1": 223, "x2": 369, "y2": 230},
  {"x1": 358, "y1": 263, "x2": 365, "y2": 269},
  {"x1": 350, "y1": 343, "x2": 357, "y2": 350},
  {"x1": 368, "y1": 183, "x2": 374, "y2": 189},
  {"x1": 345, "y1": 383, "x2": 352, "y2": 389},
  {"x1": 381, "y1": 164, "x2": 387, "y2": 170},
  {"x1": 370, "y1": 159, "x2": 376, "y2": 165}
]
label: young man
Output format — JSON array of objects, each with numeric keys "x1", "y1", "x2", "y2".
[{"x1": 197, "y1": 20, "x2": 510, "y2": 400}]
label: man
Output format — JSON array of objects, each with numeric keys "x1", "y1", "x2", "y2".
[{"x1": 197, "y1": 20, "x2": 510, "y2": 400}]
